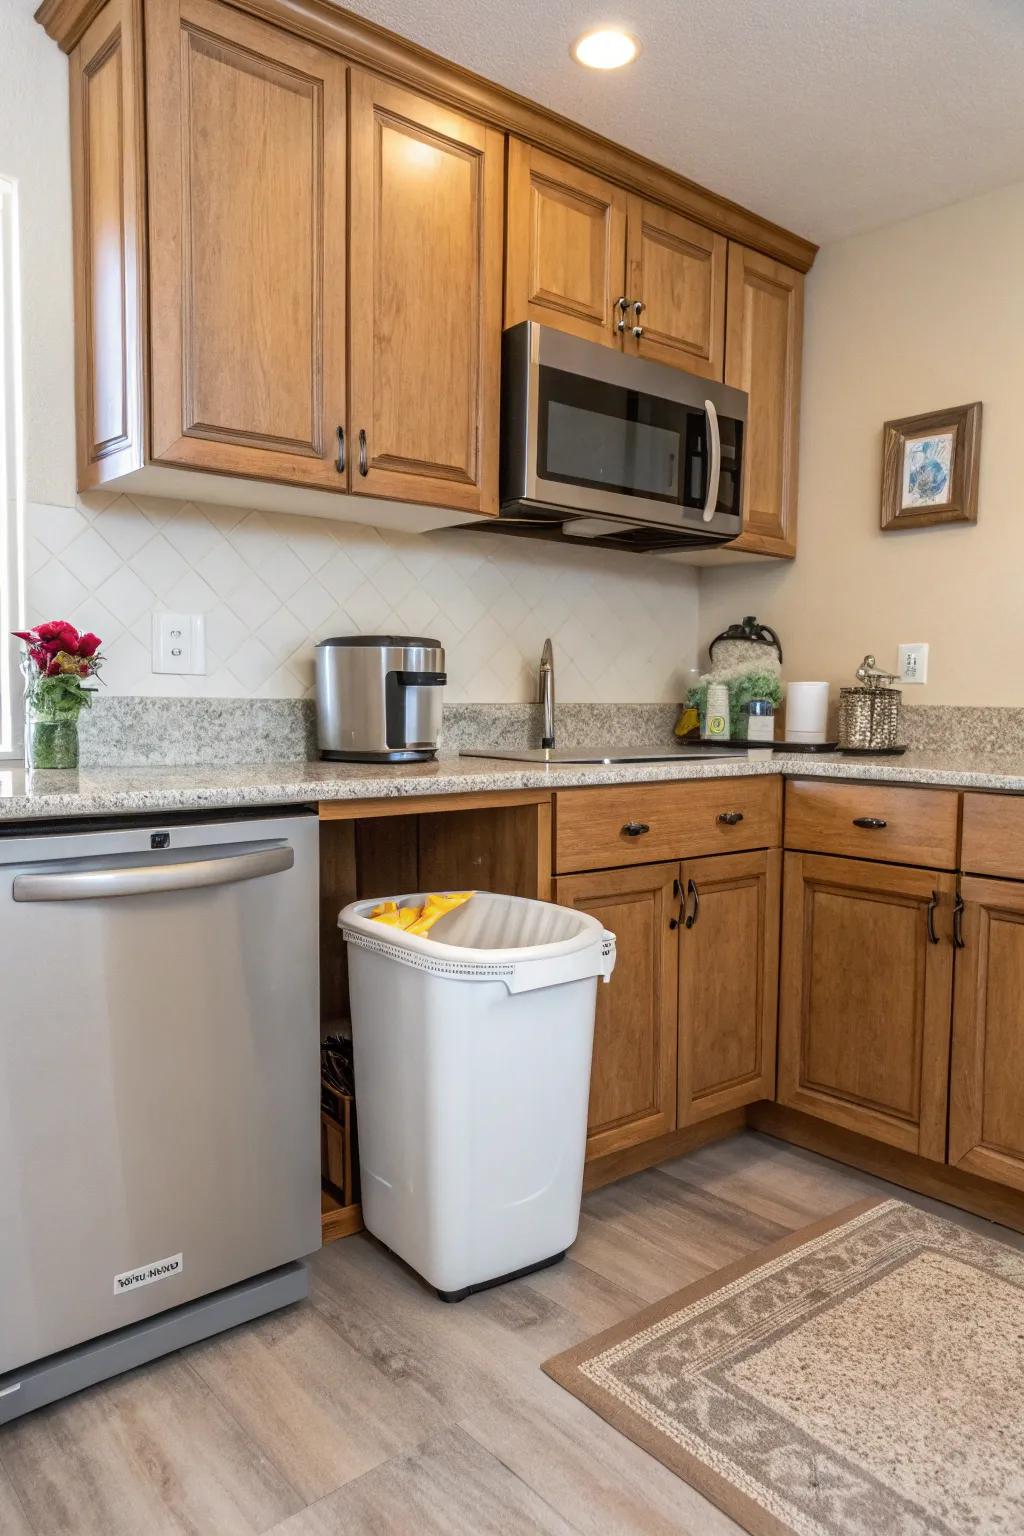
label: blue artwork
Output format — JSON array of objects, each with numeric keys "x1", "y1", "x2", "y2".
[{"x1": 902, "y1": 432, "x2": 954, "y2": 508}]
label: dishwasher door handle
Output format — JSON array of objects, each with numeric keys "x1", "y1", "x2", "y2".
[{"x1": 12, "y1": 844, "x2": 294, "y2": 902}]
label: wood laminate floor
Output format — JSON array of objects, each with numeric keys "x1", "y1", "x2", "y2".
[{"x1": 3, "y1": 1131, "x2": 1020, "y2": 1536}]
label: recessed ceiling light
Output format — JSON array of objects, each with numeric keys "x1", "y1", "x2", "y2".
[{"x1": 571, "y1": 27, "x2": 640, "y2": 70}]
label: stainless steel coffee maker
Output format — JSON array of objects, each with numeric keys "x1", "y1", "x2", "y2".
[{"x1": 314, "y1": 636, "x2": 446, "y2": 762}]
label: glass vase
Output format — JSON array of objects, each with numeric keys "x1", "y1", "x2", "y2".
[{"x1": 24, "y1": 689, "x2": 83, "y2": 771}]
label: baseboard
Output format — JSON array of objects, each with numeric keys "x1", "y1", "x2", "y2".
[
  {"x1": 583, "y1": 1110, "x2": 746, "y2": 1193},
  {"x1": 747, "y1": 1102, "x2": 1024, "y2": 1235}
]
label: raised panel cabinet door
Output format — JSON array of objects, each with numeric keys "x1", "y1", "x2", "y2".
[
  {"x1": 348, "y1": 72, "x2": 503, "y2": 514},
  {"x1": 146, "y1": 0, "x2": 347, "y2": 486},
  {"x1": 949, "y1": 877, "x2": 1024, "y2": 1192},
  {"x1": 677, "y1": 848, "x2": 780, "y2": 1126},
  {"x1": 777, "y1": 853, "x2": 955, "y2": 1158},
  {"x1": 69, "y1": 0, "x2": 146, "y2": 488},
  {"x1": 505, "y1": 139, "x2": 628, "y2": 347},
  {"x1": 555, "y1": 864, "x2": 678, "y2": 1161},
  {"x1": 724, "y1": 244, "x2": 804, "y2": 557},
  {"x1": 625, "y1": 198, "x2": 726, "y2": 379}
]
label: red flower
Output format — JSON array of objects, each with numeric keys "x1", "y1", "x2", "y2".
[
  {"x1": 79, "y1": 663, "x2": 90, "y2": 676},
  {"x1": 45, "y1": 658, "x2": 61, "y2": 676},
  {"x1": 77, "y1": 631, "x2": 101, "y2": 658},
  {"x1": 36, "y1": 620, "x2": 79, "y2": 650}
]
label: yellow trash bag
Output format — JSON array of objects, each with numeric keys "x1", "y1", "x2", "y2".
[{"x1": 369, "y1": 891, "x2": 473, "y2": 936}]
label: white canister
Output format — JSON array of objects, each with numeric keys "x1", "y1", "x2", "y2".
[
  {"x1": 703, "y1": 683, "x2": 730, "y2": 740},
  {"x1": 786, "y1": 681, "x2": 830, "y2": 742}
]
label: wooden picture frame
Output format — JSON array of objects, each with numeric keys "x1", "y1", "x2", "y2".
[{"x1": 880, "y1": 401, "x2": 982, "y2": 530}]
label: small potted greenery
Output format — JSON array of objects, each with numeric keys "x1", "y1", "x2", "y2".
[{"x1": 13, "y1": 620, "x2": 104, "y2": 770}]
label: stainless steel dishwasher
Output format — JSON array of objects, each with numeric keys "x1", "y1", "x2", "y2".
[{"x1": 0, "y1": 807, "x2": 321, "y2": 1422}]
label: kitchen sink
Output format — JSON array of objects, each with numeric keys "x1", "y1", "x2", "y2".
[{"x1": 459, "y1": 744, "x2": 747, "y2": 764}]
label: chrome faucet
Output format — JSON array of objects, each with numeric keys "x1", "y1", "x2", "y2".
[{"x1": 539, "y1": 638, "x2": 555, "y2": 749}]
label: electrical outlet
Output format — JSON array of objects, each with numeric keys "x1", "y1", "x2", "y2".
[
  {"x1": 897, "y1": 642, "x2": 928, "y2": 685},
  {"x1": 152, "y1": 613, "x2": 206, "y2": 675}
]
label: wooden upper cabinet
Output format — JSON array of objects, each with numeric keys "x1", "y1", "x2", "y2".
[
  {"x1": 725, "y1": 244, "x2": 804, "y2": 557},
  {"x1": 556, "y1": 863, "x2": 678, "y2": 1161},
  {"x1": 348, "y1": 73, "x2": 503, "y2": 513},
  {"x1": 626, "y1": 199, "x2": 726, "y2": 379},
  {"x1": 505, "y1": 140, "x2": 627, "y2": 347},
  {"x1": 677, "y1": 849, "x2": 780, "y2": 1126},
  {"x1": 949, "y1": 877, "x2": 1024, "y2": 1192},
  {"x1": 69, "y1": 0, "x2": 146, "y2": 487},
  {"x1": 778, "y1": 852, "x2": 954, "y2": 1160},
  {"x1": 145, "y1": 0, "x2": 347, "y2": 487}
]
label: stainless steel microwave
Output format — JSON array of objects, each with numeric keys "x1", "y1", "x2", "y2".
[{"x1": 498, "y1": 322, "x2": 747, "y2": 552}]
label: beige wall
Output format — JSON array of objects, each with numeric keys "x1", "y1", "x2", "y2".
[{"x1": 700, "y1": 178, "x2": 1024, "y2": 705}]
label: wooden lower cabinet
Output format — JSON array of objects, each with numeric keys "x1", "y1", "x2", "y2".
[
  {"x1": 778, "y1": 852, "x2": 955, "y2": 1159},
  {"x1": 555, "y1": 863, "x2": 678, "y2": 1160},
  {"x1": 949, "y1": 876, "x2": 1024, "y2": 1191},
  {"x1": 677, "y1": 849, "x2": 780, "y2": 1125}
]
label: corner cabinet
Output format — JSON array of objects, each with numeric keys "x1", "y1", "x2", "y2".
[
  {"x1": 724, "y1": 246, "x2": 804, "y2": 557},
  {"x1": 948, "y1": 877, "x2": 1024, "y2": 1191}
]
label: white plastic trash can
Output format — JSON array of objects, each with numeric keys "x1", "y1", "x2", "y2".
[{"x1": 338, "y1": 891, "x2": 616, "y2": 1300}]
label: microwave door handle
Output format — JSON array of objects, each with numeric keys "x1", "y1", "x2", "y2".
[
  {"x1": 701, "y1": 399, "x2": 722, "y2": 523},
  {"x1": 12, "y1": 845, "x2": 294, "y2": 902}
]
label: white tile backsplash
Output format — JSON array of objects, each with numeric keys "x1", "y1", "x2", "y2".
[{"x1": 25, "y1": 492, "x2": 701, "y2": 702}]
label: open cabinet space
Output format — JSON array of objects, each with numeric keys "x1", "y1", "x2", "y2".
[{"x1": 317, "y1": 794, "x2": 553, "y2": 1240}]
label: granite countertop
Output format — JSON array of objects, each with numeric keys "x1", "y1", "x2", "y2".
[{"x1": 4, "y1": 747, "x2": 1024, "y2": 823}]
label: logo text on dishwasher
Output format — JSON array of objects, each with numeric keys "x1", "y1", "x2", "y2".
[{"x1": 113, "y1": 1253, "x2": 183, "y2": 1295}]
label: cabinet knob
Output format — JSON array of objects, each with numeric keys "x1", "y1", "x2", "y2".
[
  {"x1": 621, "y1": 821, "x2": 650, "y2": 837},
  {"x1": 852, "y1": 816, "x2": 887, "y2": 829},
  {"x1": 717, "y1": 810, "x2": 744, "y2": 825}
]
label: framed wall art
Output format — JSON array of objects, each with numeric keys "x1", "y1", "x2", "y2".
[{"x1": 880, "y1": 401, "x2": 982, "y2": 531}]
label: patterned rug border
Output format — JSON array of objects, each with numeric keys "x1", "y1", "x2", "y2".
[{"x1": 542, "y1": 1196, "x2": 887, "y2": 1536}]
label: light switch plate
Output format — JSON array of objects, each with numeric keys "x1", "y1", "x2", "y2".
[
  {"x1": 897, "y1": 642, "x2": 928, "y2": 685},
  {"x1": 152, "y1": 612, "x2": 206, "y2": 675}
]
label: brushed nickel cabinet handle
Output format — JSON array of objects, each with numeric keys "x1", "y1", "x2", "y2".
[
  {"x1": 853, "y1": 816, "x2": 887, "y2": 829},
  {"x1": 927, "y1": 889, "x2": 940, "y2": 945},
  {"x1": 358, "y1": 429, "x2": 368, "y2": 476},
  {"x1": 621, "y1": 821, "x2": 650, "y2": 837},
  {"x1": 615, "y1": 296, "x2": 629, "y2": 333},
  {"x1": 335, "y1": 425, "x2": 345, "y2": 473},
  {"x1": 631, "y1": 299, "x2": 645, "y2": 338},
  {"x1": 684, "y1": 878, "x2": 700, "y2": 929},
  {"x1": 717, "y1": 811, "x2": 744, "y2": 825}
]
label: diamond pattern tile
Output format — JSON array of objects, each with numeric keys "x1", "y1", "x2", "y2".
[{"x1": 23, "y1": 492, "x2": 701, "y2": 701}]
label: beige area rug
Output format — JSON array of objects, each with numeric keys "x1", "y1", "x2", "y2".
[{"x1": 544, "y1": 1197, "x2": 1024, "y2": 1536}]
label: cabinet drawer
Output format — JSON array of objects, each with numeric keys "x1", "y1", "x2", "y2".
[
  {"x1": 961, "y1": 792, "x2": 1024, "y2": 878},
  {"x1": 784, "y1": 779, "x2": 958, "y2": 869},
  {"x1": 554, "y1": 777, "x2": 780, "y2": 873}
]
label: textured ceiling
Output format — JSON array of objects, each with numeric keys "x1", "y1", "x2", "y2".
[{"x1": 342, "y1": 0, "x2": 1024, "y2": 243}]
